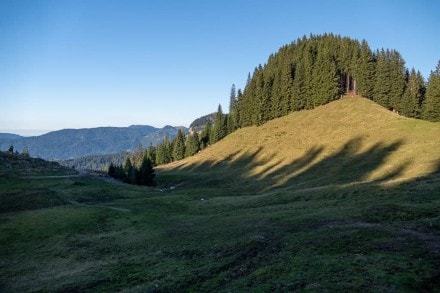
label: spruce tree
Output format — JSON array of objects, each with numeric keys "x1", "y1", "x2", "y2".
[
  {"x1": 211, "y1": 104, "x2": 226, "y2": 143},
  {"x1": 228, "y1": 84, "x2": 239, "y2": 133},
  {"x1": 355, "y1": 40, "x2": 375, "y2": 98},
  {"x1": 185, "y1": 132, "x2": 200, "y2": 157},
  {"x1": 108, "y1": 163, "x2": 116, "y2": 177},
  {"x1": 137, "y1": 156, "x2": 156, "y2": 186},
  {"x1": 401, "y1": 68, "x2": 425, "y2": 118},
  {"x1": 423, "y1": 61, "x2": 440, "y2": 121},
  {"x1": 145, "y1": 144, "x2": 156, "y2": 166},
  {"x1": 172, "y1": 129, "x2": 186, "y2": 161},
  {"x1": 124, "y1": 158, "x2": 135, "y2": 184},
  {"x1": 388, "y1": 50, "x2": 407, "y2": 111},
  {"x1": 156, "y1": 138, "x2": 172, "y2": 165},
  {"x1": 199, "y1": 122, "x2": 211, "y2": 149},
  {"x1": 311, "y1": 48, "x2": 340, "y2": 106},
  {"x1": 373, "y1": 49, "x2": 392, "y2": 108}
]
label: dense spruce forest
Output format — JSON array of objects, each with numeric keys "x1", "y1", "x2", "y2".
[
  {"x1": 110, "y1": 34, "x2": 440, "y2": 177},
  {"x1": 232, "y1": 34, "x2": 440, "y2": 127}
]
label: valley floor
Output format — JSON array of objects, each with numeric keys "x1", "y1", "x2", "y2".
[{"x1": 1, "y1": 162, "x2": 440, "y2": 291}]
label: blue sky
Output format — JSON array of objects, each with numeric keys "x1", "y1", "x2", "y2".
[{"x1": 1, "y1": 0, "x2": 439, "y2": 135}]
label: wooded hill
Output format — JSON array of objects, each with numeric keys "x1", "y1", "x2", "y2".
[{"x1": 228, "y1": 34, "x2": 440, "y2": 129}]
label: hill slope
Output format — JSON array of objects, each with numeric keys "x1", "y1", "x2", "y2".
[{"x1": 162, "y1": 96, "x2": 440, "y2": 189}]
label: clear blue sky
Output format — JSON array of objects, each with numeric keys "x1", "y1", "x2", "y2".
[{"x1": 1, "y1": 0, "x2": 439, "y2": 135}]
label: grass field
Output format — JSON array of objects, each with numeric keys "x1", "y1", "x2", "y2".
[{"x1": 1, "y1": 97, "x2": 440, "y2": 291}]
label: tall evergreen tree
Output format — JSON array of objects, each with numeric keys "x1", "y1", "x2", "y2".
[
  {"x1": 211, "y1": 104, "x2": 227, "y2": 142},
  {"x1": 137, "y1": 156, "x2": 156, "y2": 186},
  {"x1": 388, "y1": 50, "x2": 407, "y2": 111},
  {"x1": 423, "y1": 61, "x2": 440, "y2": 121},
  {"x1": 354, "y1": 40, "x2": 375, "y2": 98},
  {"x1": 373, "y1": 49, "x2": 392, "y2": 108},
  {"x1": 172, "y1": 129, "x2": 186, "y2": 161},
  {"x1": 228, "y1": 84, "x2": 239, "y2": 133},
  {"x1": 124, "y1": 158, "x2": 135, "y2": 184},
  {"x1": 401, "y1": 68, "x2": 425, "y2": 118},
  {"x1": 199, "y1": 121, "x2": 211, "y2": 149},
  {"x1": 156, "y1": 137, "x2": 172, "y2": 165},
  {"x1": 311, "y1": 48, "x2": 340, "y2": 105},
  {"x1": 185, "y1": 132, "x2": 200, "y2": 157},
  {"x1": 145, "y1": 144, "x2": 156, "y2": 166}
]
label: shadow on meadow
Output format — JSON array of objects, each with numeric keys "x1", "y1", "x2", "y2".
[{"x1": 167, "y1": 136, "x2": 425, "y2": 194}]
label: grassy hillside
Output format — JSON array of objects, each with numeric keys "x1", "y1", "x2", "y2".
[
  {"x1": 1, "y1": 97, "x2": 439, "y2": 291},
  {"x1": 163, "y1": 96, "x2": 440, "y2": 189}
]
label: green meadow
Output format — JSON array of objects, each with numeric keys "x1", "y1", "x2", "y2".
[{"x1": 1, "y1": 98, "x2": 439, "y2": 291}]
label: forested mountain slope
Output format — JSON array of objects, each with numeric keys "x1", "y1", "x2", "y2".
[{"x1": 0, "y1": 125, "x2": 186, "y2": 160}]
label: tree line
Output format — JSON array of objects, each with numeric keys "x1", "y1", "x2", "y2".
[{"x1": 229, "y1": 34, "x2": 440, "y2": 126}]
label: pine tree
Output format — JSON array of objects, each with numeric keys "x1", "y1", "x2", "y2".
[
  {"x1": 423, "y1": 61, "x2": 440, "y2": 121},
  {"x1": 388, "y1": 50, "x2": 407, "y2": 111},
  {"x1": 199, "y1": 122, "x2": 211, "y2": 149},
  {"x1": 311, "y1": 48, "x2": 340, "y2": 106},
  {"x1": 145, "y1": 144, "x2": 156, "y2": 166},
  {"x1": 172, "y1": 129, "x2": 186, "y2": 161},
  {"x1": 401, "y1": 68, "x2": 425, "y2": 118},
  {"x1": 211, "y1": 104, "x2": 226, "y2": 143},
  {"x1": 137, "y1": 156, "x2": 156, "y2": 186},
  {"x1": 355, "y1": 40, "x2": 375, "y2": 98},
  {"x1": 156, "y1": 137, "x2": 173, "y2": 165},
  {"x1": 108, "y1": 162, "x2": 116, "y2": 177},
  {"x1": 124, "y1": 158, "x2": 135, "y2": 184},
  {"x1": 185, "y1": 132, "x2": 200, "y2": 157},
  {"x1": 228, "y1": 84, "x2": 239, "y2": 133},
  {"x1": 373, "y1": 49, "x2": 392, "y2": 108}
]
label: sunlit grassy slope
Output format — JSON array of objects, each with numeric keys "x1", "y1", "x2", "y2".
[{"x1": 162, "y1": 96, "x2": 440, "y2": 190}]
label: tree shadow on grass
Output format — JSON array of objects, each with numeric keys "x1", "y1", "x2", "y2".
[
  {"x1": 266, "y1": 136, "x2": 408, "y2": 191},
  {"x1": 162, "y1": 135, "x2": 439, "y2": 197}
]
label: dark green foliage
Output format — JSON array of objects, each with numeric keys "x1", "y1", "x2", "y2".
[
  {"x1": 185, "y1": 132, "x2": 200, "y2": 157},
  {"x1": 145, "y1": 144, "x2": 156, "y2": 166},
  {"x1": 227, "y1": 84, "x2": 239, "y2": 133},
  {"x1": 60, "y1": 151, "x2": 129, "y2": 171},
  {"x1": 8, "y1": 145, "x2": 14, "y2": 153},
  {"x1": 423, "y1": 61, "x2": 440, "y2": 121},
  {"x1": 109, "y1": 156, "x2": 155, "y2": 186},
  {"x1": 401, "y1": 69, "x2": 425, "y2": 118},
  {"x1": 199, "y1": 122, "x2": 211, "y2": 149},
  {"x1": 124, "y1": 158, "x2": 136, "y2": 184},
  {"x1": 172, "y1": 129, "x2": 186, "y2": 161},
  {"x1": 211, "y1": 104, "x2": 227, "y2": 143},
  {"x1": 136, "y1": 156, "x2": 156, "y2": 186},
  {"x1": 108, "y1": 162, "x2": 116, "y2": 177},
  {"x1": 156, "y1": 137, "x2": 172, "y2": 165},
  {"x1": 373, "y1": 49, "x2": 406, "y2": 110},
  {"x1": 354, "y1": 40, "x2": 375, "y2": 98},
  {"x1": 233, "y1": 34, "x2": 436, "y2": 129},
  {"x1": 311, "y1": 47, "x2": 341, "y2": 105}
]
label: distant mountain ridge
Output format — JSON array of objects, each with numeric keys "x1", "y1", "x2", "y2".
[
  {"x1": 0, "y1": 125, "x2": 187, "y2": 160},
  {"x1": 0, "y1": 133, "x2": 23, "y2": 140}
]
